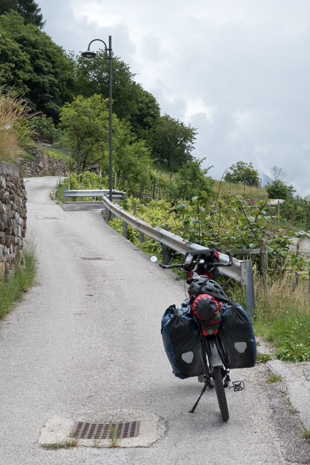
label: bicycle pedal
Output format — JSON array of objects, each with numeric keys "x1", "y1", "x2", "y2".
[{"x1": 232, "y1": 381, "x2": 245, "y2": 392}]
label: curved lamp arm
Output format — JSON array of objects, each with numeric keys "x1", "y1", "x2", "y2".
[{"x1": 82, "y1": 38, "x2": 111, "y2": 59}]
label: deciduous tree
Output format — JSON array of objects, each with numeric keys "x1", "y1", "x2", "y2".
[
  {"x1": 59, "y1": 94, "x2": 152, "y2": 194},
  {"x1": 150, "y1": 115, "x2": 197, "y2": 171},
  {"x1": 0, "y1": 12, "x2": 74, "y2": 120},
  {"x1": 224, "y1": 161, "x2": 259, "y2": 187},
  {"x1": 266, "y1": 180, "x2": 295, "y2": 200},
  {"x1": 167, "y1": 158, "x2": 214, "y2": 201},
  {"x1": 270, "y1": 165, "x2": 287, "y2": 182},
  {"x1": 74, "y1": 52, "x2": 137, "y2": 121},
  {"x1": 59, "y1": 94, "x2": 110, "y2": 174},
  {"x1": 128, "y1": 83, "x2": 160, "y2": 143}
]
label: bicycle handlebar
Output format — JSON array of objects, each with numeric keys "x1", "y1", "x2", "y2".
[{"x1": 157, "y1": 249, "x2": 233, "y2": 271}]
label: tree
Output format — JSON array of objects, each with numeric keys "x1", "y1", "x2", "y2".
[
  {"x1": 270, "y1": 165, "x2": 287, "y2": 182},
  {"x1": 74, "y1": 53, "x2": 161, "y2": 146},
  {"x1": 150, "y1": 115, "x2": 197, "y2": 171},
  {"x1": 0, "y1": 32, "x2": 32, "y2": 96},
  {"x1": 0, "y1": 1, "x2": 15, "y2": 15},
  {"x1": 74, "y1": 51, "x2": 138, "y2": 121},
  {"x1": 0, "y1": 0, "x2": 45, "y2": 28},
  {"x1": 0, "y1": 12, "x2": 75, "y2": 120},
  {"x1": 224, "y1": 161, "x2": 259, "y2": 186},
  {"x1": 59, "y1": 94, "x2": 152, "y2": 194},
  {"x1": 111, "y1": 123, "x2": 152, "y2": 195},
  {"x1": 266, "y1": 180, "x2": 295, "y2": 200},
  {"x1": 168, "y1": 158, "x2": 214, "y2": 201},
  {"x1": 60, "y1": 94, "x2": 110, "y2": 174},
  {"x1": 128, "y1": 83, "x2": 160, "y2": 143}
]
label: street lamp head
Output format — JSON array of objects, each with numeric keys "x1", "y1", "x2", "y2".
[{"x1": 82, "y1": 49, "x2": 97, "y2": 58}]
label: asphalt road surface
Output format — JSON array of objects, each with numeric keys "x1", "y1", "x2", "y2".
[{"x1": 0, "y1": 176, "x2": 309, "y2": 465}]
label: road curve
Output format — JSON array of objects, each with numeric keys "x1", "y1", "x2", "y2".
[{"x1": 0, "y1": 176, "x2": 308, "y2": 465}]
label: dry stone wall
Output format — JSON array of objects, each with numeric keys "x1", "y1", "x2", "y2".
[
  {"x1": 16, "y1": 146, "x2": 68, "y2": 177},
  {"x1": 0, "y1": 161, "x2": 27, "y2": 277}
]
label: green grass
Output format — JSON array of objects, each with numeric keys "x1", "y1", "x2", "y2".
[
  {"x1": 256, "y1": 352, "x2": 273, "y2": 363},
  {"x1": 40, "y1": 146, "x2": 72, "y2": 163},
  {"x1": 254, "y1": 309, "x2": 310, "y2": 362},
  {"x1": 41, "y1": 438, "x2": 78, "y2": 449},
  {"x1": 0, "y1": 250, "x2": 37, "y2": 319},
  {"x1": 254, "y1": 278, "x2": 310, "y2": 362},
  {"x1": 301, "y1": 426, "x2": 310, "y2": 439},
  {"x1": 266, "y1": 373, "x2": 282, "y2": 384},
  {"x1": 213, "y1": 180, "x2": 268, "y2": 200}
]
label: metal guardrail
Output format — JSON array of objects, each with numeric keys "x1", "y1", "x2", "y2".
[
  {"x1": 101, "y1": 195, "x2": 255, "y2": 316},
  {"x1": 63, "y1": 189, "x2": 125, "y2": 203}
]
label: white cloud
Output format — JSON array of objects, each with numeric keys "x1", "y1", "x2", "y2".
[{"x1": 38, "y1": 0, "x2": 310, "y2": 196}]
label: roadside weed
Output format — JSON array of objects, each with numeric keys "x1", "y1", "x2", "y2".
[
  {"x1": 41, "y1": 438, "x2": 78, "y2": 449},
  {"x1": 266, "y1": 373, "x2": 282, "y2": 384},
  {"x1": 109, "y1": 423, "x2": 121, "y2": 448},
  {"x1": 256, "y1": 353, "x2": 273, "y2": 363},
  {"x1": 301, "y1": 426, "x2": 310, "y2": 439}
]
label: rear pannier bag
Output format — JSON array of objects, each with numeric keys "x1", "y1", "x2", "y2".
[
  {"x1": 219, "y1": 301, "x2": 256, "y2": 369},
  {"x1": 161, "y1": 304, "x2": 205, "y2": 379}
]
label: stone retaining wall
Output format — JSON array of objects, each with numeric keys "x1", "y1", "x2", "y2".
[
  {"x1": 16, "y1": 146, "x2": 68, "y2": 177},
  {"x1": 0, "y1": 161, "x2": 27, "y2": 277}
]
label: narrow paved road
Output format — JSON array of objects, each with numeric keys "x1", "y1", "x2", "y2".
[{"x1": 0, "y1": 177, "x2": 309, "y2": 465}]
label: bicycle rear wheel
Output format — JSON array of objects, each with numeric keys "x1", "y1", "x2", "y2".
[{"x1": 213, "y1": 366, "x2": 229, "y2": 422}]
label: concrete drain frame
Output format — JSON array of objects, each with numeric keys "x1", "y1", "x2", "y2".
[{"x1": 39, "y1": 410, "x2": 166, "y2": 449}]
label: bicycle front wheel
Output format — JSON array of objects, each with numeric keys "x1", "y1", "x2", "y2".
[{"x1": 213, "y1": 366, "x2": 229, "y2": 422}]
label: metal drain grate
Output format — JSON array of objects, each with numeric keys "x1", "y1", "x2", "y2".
[{"x1": 71, "y1": 421, "x2": 140, "y2": 440}]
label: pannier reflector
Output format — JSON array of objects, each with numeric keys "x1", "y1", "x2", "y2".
[
  {"x1": 181, "y1": 351, "x2": 194, "y2": 364},
  {"x1": 234, "y1": 342, "x2": 247, "y2": 353}
]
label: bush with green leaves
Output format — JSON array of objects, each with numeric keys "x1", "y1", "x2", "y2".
[
  {"x1": 109, "y1": 191, "x2": 303, "y2": 282},
  {"x1": 29, "y1": 114, "x2": 60, "y2": 143},
  {"x1": 266, "y1": 180, "x2": 295, "y2": 200}
]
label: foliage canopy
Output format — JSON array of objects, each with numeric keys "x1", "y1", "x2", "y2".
[
  {"x1": 266, "y1": 180, "x2": 295, "y2": 200},
  {"x1": 150, "y1": 115, "x2": 197, "y2": 171},
  {"x1": 59, "y1": 94, "x2": 152, "y2": 195},
  {"x1": 0, "y1": 12, "x2": 75, "y2": 120},
  {"x1": 0, "y1": 0, "x2": 44, "y2": 28},
  {"x1": 224, "y1": 161, "x2": 259, "y2": 187}
]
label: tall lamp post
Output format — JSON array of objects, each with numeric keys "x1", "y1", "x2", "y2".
[{"x1": 82, "y1": 36, "x2": 113, "y2": 202}]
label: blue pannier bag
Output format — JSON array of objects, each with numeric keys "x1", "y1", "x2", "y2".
[
  {"x1": 161, "y1": 302, "x2": 205, "y2": 379},
  {"x1": 219, "y1": 301, "x2": 256, "y2": 369}
]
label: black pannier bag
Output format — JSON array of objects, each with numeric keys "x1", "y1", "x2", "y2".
[
  {"x1": 161, "y1": 303, "x2": 205, "y2": 379},
  {"x1": 219, "y1": 301, "x2": 256, "y2": 369}
]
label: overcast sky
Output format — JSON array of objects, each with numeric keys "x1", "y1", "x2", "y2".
[{"x1": 38, "y1": 0, "x2": 310, "y2": 196}]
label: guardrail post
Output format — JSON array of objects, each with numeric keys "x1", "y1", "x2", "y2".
[
  {"x1": 139, "y1": 232, "x2": 144, "y2": 243},
  {"x1": 242, "y1": 259, "x2": 255, "y2": 318},
  {"x1": 162, "y1": 244, "x2": 170, "y2": 265},
  {"x1": 122, "y1": 221, "x2": 128, "y2": 239},
  {"x1": 260, "y1": 239, "x2": 269, "y2": 293}
]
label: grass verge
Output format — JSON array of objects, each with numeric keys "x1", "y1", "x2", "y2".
[
  {"x1": 40, "y1": 146, "x2": 72, "y2": 164},
  {"x1": 0, "y1": 250, "x2": 37, "y2": 319},
  {"x1": 254, "y1": 276, "x2": 310, "y2": 362}
]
